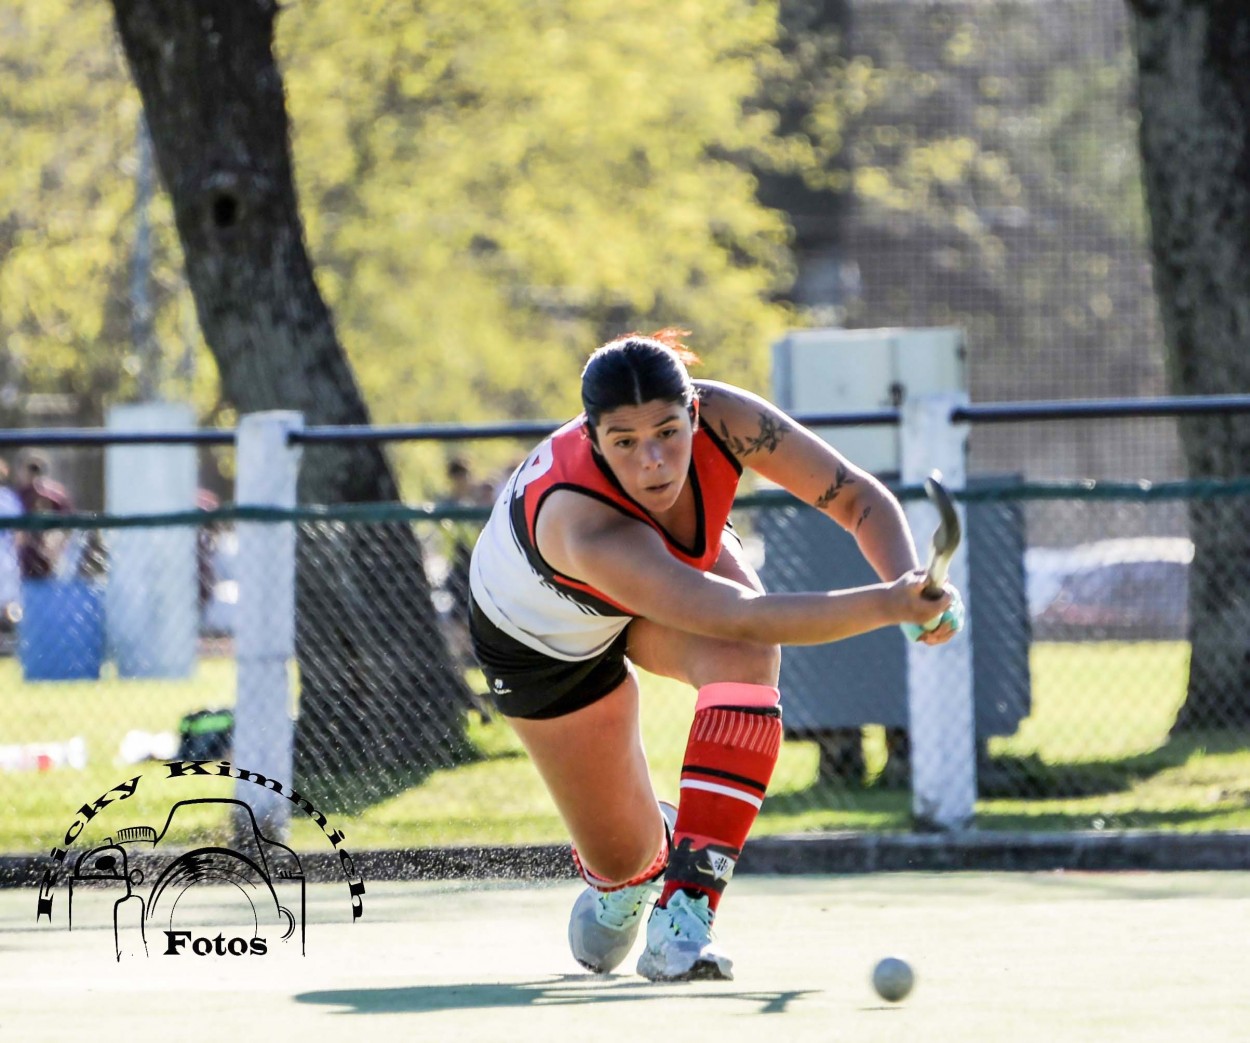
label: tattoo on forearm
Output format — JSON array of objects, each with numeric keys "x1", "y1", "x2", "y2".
[
  {"x1": 719, "y1": 413, "x2": 789, "y2": 458},
  {"x1": 814, "y1": 464, "x2": 856, "y2": 509},
  {"x1": 855, "y1": 505, "x2": 872, "y2": 532}
]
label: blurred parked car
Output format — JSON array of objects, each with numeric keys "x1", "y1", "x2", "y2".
[{"x1": 1027, "y1": 537, "x2": 1191, "y2": 641}]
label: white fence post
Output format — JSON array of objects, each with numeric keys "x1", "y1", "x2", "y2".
[
  {"x1": 233, "y1": 411, "x2": 302, "y2": 839},
  {"x1": 105, "y1": 402, "x2": 198, "y2": 678},
  {"x1": 900, "y1": 391, "x2": 976, "y2": 831}
]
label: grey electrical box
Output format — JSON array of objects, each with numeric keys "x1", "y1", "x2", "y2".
[{"x1": 772, "y1": 327, "x2": 966, "y2": 472}]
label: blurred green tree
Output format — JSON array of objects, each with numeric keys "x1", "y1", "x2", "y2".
[
  {"x1": 823, "y1": 4, "x2": 1152, "y2": 403},
  {"x1": 0, "y1": 1, "x2": 212, "y2": 428},
  {"x1": 272, "y1": 0, "x2": 795, "y2": 488},
  {"x1": 3, "y1": 0, "x2": 795, "y2": 492}
]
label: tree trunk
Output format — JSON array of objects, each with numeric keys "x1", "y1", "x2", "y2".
[
  {"x1": 1128, "y1": 0, "x2": 1250, "y2": 730},
  {"x1": 110, "y1": 0, "x2": 471, "y2": 803}
]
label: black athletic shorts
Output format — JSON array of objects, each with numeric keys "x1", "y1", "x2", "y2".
[{"x1": 469, "y1": 599, "x2": 631, "y2": 720}]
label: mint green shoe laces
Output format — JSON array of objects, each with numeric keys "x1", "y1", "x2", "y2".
[
  {"x1": 594, "y1": 882, "x2": 657, "y2": 930},
  {"x1": 657, "y1": 890, "x2": 714, "y2": 940}
]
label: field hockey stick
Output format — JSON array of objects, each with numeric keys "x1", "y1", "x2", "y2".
[
  {"x1": 921, "y1": 471, "x2": 961, "y2": 597},
  {"x1": 914, "y1": 471, "x2": 962, "y2": 633}
]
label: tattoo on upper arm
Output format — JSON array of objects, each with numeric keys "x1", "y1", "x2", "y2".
[
  {"x1": 814, "y1": 464, "x2": 856, "y2": 509},
  {"x1": 855, "y1": 505, "x2": 872, "y2": 532},
  {"x1": 718, "y1": 413, "x2": 789, "y2": 458}
]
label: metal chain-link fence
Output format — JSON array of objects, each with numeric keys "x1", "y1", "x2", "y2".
[{"x1": 3, "y1": 479, "x2": 1247, "y2": 853}]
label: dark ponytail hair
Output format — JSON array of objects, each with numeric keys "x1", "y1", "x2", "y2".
[{"x1": 581, "y1": 328, "x2": 700, "y2": 435}]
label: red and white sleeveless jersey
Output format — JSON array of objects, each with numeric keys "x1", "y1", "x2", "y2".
[{"x1": 469, "y1": 414, "x2": 742, "y2": 660}]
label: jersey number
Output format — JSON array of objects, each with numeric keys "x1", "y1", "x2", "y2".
[{"x1": 511, "y1": 441, "x2": 555, "y2": 499}]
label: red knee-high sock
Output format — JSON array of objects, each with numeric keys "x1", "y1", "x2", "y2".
[{"x1": 661, "y1": 682, "x2": 782, "y2": 914}]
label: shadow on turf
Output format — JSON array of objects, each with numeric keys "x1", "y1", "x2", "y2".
[{"x1": 295, "y1": 975, "x2": 816, "y2": 1015}]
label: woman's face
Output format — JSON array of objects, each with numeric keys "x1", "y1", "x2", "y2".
[{"x1": 592, "y1": 397, "x2": 695, "y2": 513}]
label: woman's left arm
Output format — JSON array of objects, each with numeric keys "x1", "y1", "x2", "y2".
[{"x1": 697, "y1": 380, "x2": 920, "y2": 582}]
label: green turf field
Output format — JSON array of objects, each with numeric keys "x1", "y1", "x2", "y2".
[
  {"x1": 2, "y1": 641, "x2": 1248, "y2": 854},
  {"x1": 1, "y1": 872, "x2": 1246, "y2": 1042}
]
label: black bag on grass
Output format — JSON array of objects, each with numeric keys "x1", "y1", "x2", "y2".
[{"x1": 176, "y1": 708, "x2": 234, "y2": 761}]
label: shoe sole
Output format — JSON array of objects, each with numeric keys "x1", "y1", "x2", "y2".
[
  {"x1": 574, "y1": 956, "x2": 618, "y2": 974},
  {"x1": 638, "y1": 952, "x2": 734, "y2": 982}
]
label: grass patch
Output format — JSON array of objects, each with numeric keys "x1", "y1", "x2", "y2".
[
  {"x1": 2, "y1": 641, "x2": 1248, "y2": 854},
  {"x1": 0, "y1": 657, "x2": 238, "y2": 853},
  {"x1": 981, "y1": 642, "x2": 1250, "y2": 830}
]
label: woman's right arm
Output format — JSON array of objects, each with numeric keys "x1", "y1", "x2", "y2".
[{"x1": 538, "y1": 491, "x2": 952, "y2": 646}]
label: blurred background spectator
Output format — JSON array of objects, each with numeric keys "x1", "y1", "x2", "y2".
[
  {"x1": 14, "y1": 452, "x2": 73, "y2": 581},
  {"x1": 0, "y1": 458, "x2": 21, "y2": 628}
]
